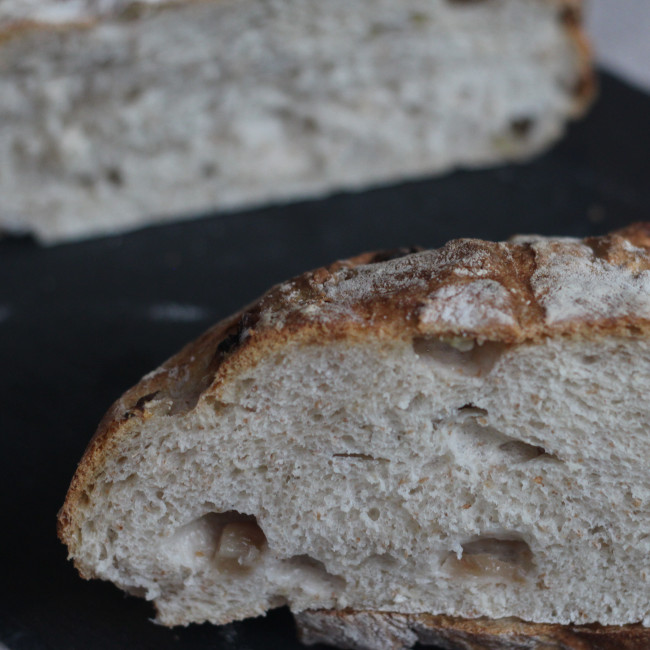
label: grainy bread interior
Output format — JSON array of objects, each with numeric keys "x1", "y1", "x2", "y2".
[
  {"x1": 0, "y1": 0, "x2": 592, "y2": 243},
  {"x1": 58, "y1": 225, "x2": 650, "y2": 647}
]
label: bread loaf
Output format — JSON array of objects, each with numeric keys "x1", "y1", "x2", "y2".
[
  {"x1": 1, "y1": 0, "x2": 592, "y2": 243},
  {"x1": 58, "y1": 225, "x2": 650, "y2": 648}
]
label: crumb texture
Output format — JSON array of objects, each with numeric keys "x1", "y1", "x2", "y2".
[{"x1": 0, "y1": 0, "x2": 589, "y2": 242}]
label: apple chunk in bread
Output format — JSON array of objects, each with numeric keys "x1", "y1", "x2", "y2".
[{"x1": 59, "y1": 227, "x2": 650, "y2": 648}]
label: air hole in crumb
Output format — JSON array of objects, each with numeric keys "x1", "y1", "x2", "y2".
[
  {"x1": 368, "y1": 507, "x2": 381, "y2": 521},
  {"x1": 239, "y1": 378, "x2": 255, "y2": 392},
  {"x1": 582, "y1": 355, "x2": 599, "y2": 365},
  {"x1": 455, "y1": 408, "x2": 556, "y2": 465},
  {"x1": 106, "y1": 167, "x2": 124, "y2": 186},
  {"x1": 76, "y1": 173, "x2": 95, "y2": 188},
  {"x1": 168, "y1": 511, "x2": 267, "y2": 575},
  {"x1": 445, "y1": 537, "x2": 534, "y2": 582},
  {"x1": 300, "y1": 116, "x2": 319, "y2": 133},
  {"x1": 407, "y1": 393, "x2": 428, "y2": 412},
  {"x1": 332, "y1": 453, "x2": 389, "y2": 462},
  {"x1": 125, "y1": 86, "x2": 143, "y2": 102},
  {"x1": 588, "y1": 525, "x2": 610, "y2": 547},
  {"x1": 498, "y1": 441, "x2": 547, "y2": 463},
  {"x1": 368, "y1": 22, "x2": 393, "y2": 37},
  {"x1": 459, "y1": 404, "x2": 487, "y2": 416},
  {"x1": 365, "y1": 552, "x2": 398, "y2": 567},
  {"x1": 216, "y1": 518, "x2": 266, "y2": 574},
  {"x1": 410, "y1": 11, "x2": 429, "y2": 25},
  {"x1": 201, "y1": 162, "x2": 219, "y2": 178},
  {"x1": 509, "y1": 117, "x2": 534, "y2": 138},
  {"x1": 282, "y1": 554, "x2": 347, "y2": 590},
  {"x1": 413, "y1": 338, "x2": 505, "y2": 376}
]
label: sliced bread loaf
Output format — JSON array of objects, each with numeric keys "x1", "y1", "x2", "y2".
[
  {"x1": 58, "y1": 225, "x2": 650, "y2": 648},
  {"x1": 1, "y1": 0, "x2": 592, "y2": 242}
]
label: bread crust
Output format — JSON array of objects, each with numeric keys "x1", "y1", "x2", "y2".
[
  {"x1": 296, "y1": 610, "x2": 650, "y2": 650},
  {"x1": 58, "y1": 224, "x2": 650, "y2": 633}
]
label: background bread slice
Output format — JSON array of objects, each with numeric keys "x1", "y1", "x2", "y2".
[
  {"x1": 296, "y1": 610, "x2": 650, "y2": 650},
  {"x1": 0, "y1": 0, "x2": 592, "y2": 243},
  {"x1": 58, "y1": 225, "x2": 650, "y2": 643}
]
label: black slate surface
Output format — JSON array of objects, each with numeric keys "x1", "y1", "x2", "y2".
[{"x1": 1, "y1": 72, "x2": 649, "y2": 650}]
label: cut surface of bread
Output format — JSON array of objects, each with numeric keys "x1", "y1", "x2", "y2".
[
  {"x1": 0, "y1": 0, "x2": 592, "y2": 243},
  {"x1": 58, "y1": 225, "x2": 650, "y2": 648}
]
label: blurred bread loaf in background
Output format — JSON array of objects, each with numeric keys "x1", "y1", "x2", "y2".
[{"x1": 0, "y1": 0, "x2": 592, "y2": 243}]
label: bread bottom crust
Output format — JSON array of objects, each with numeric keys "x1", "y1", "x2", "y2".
[{"x1": 296, "y1": 610, "x2": 650, "y2": 650}]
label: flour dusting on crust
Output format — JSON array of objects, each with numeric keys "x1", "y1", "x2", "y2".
[
  {"x1": 419, "y1": 280, "x2": 518, "y2": 332},
  {"x1": 531, "y1": 239, "x2": 650, "y2": 326},
  {"x1": 244, "y1": 226, "x2": 650, "y2": 349}
]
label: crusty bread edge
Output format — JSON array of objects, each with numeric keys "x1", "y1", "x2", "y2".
[{"x1": 296, "y1": 610, "x2": 650, "y2": 650}]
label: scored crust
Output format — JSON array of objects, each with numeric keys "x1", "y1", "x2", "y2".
[
  {"x1": 58, "y1": 224, "x2": 650, "y2": 640},
  {"x1": 296, "y1": 610, "x2": 650, "y2": 650}
]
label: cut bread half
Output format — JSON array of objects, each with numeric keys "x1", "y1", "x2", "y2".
[
  {"x1": 0, "y1": 0, "x2": 592, "y2": 243},
  {"x1": 58, "y1": 225, "x2": 650, "y2": 648}
]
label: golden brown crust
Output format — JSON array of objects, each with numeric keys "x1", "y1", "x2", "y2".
[
  {"x1": 58, "y1": 225, "x2": 650, "y2": 630},
  {"x1": 297, "y1": 610, "x2": 650, "y2": 650},
  {"x1": 56, "y1": 309, "x2": 244, "y2": 545}
]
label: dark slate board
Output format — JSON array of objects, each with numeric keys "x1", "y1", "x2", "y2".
[{"x1": 1, "y1": 72, "x2": 649, "y2": 650}]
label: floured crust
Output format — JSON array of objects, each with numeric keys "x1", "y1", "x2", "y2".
[
  {"x1": 58, "y1": 224, "x2": 650, "y2": 627},
  {"x1": 296, "y1": 610, "x2": 650, "y2": 650}
]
